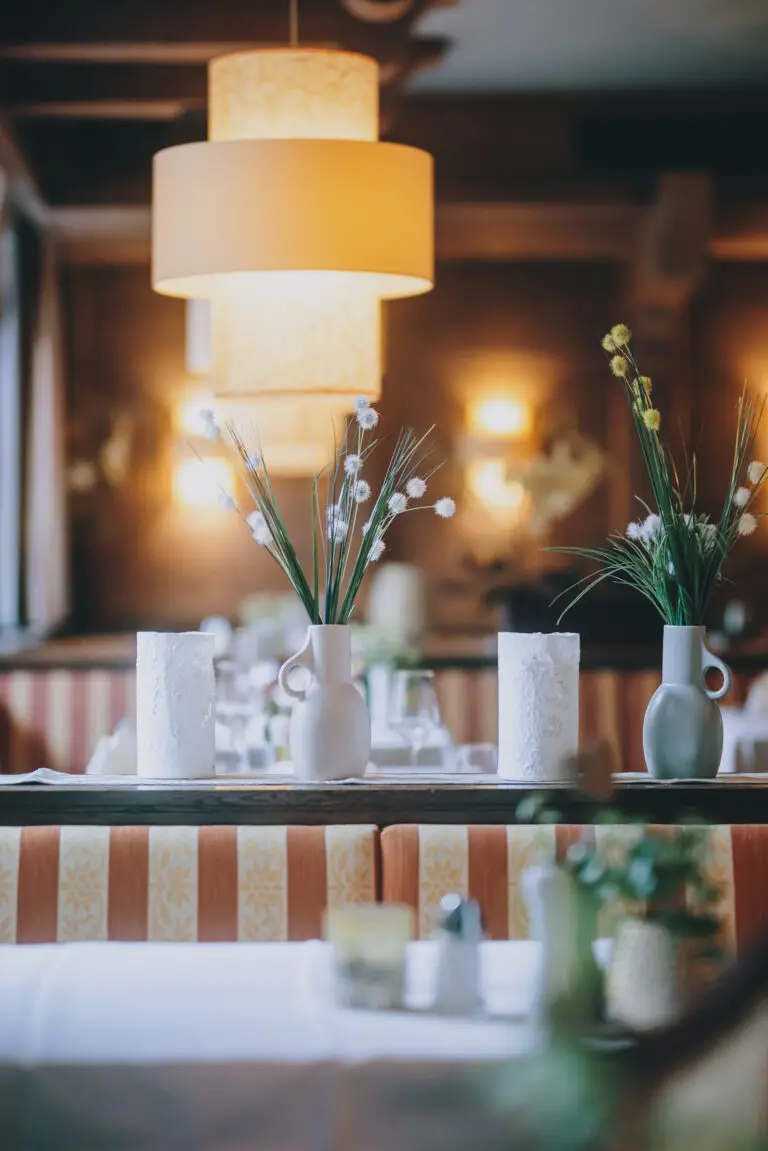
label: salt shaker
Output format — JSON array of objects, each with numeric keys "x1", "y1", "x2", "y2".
[{"x1": 432, "y1": 894, "x2": 483, "y2": 1015}]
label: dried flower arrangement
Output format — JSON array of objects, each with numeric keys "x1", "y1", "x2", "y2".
[
  {"x1": 554, "y1": 324, "x2": 767, "y2": 625},
  {"x1": 202, "y1": 398, "x2": 455, "y2": 625}
]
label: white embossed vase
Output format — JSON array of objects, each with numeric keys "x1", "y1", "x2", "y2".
[
  {"x1": 643, "y1": 625, "x2": 731, "y2": 780},
  {"x1": 278, "y1": 625, "x2": 370, "y2": 781},
  {"x1": 498, "y1": 632, "x2": 580, "y2": 781}
]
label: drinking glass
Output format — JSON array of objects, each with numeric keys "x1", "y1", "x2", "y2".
[
  {"x1": 388, "y1": 669, "x2": 441, "y2": 768},
  {"x1": 215, "y1": 660, "x2": 253, "y2": 773},
  {"x1": 453, "y1": 742, "x2": 498, "y2": 775}
]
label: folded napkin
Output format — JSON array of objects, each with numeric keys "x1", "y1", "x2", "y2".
[{"x1": 86, "y1": 717, "x2": 137, "y2": 776}]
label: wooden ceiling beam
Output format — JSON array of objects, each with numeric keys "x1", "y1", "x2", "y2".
[
  {"x1": 0, "y1": 63, "x2": 208, "y2": 107},
  {"x1": 0, "y1": 0, "x2": 434, "y2": 60}
]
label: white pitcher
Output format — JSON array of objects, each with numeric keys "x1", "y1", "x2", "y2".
[{"x1": 278, "y1": 625, "x2": 371, "y2": 780}]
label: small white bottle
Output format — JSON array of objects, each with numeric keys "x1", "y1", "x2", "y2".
[{"x1": 432, "y1": 894, "x2": 483, "y2": 1016}]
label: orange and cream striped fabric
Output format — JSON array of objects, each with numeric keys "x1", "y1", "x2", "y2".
[
  {"x1": 0, "y1": 666, "x2": 757, "y2": 774},
  {"x1": 0, "y1": 670, "x2": 136, "y2": 774},
  {"x1": 434, "y1": 668, "x2": 662, "y2": 772},
  {"x1": 0, "y1": 824, "x2": 379, "y2": 943},
  {"x1": 380, "y1": 823, "x2": 768, "y2": 954}
]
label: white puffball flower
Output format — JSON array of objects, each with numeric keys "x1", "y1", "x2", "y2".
[
  {"x1": 638, "y1": 513, "x2": 661, "y2": 545},
  {"x1": 626, "y1": 521, "x2": 642, "y2": 541},
  {"x1": 354, "y1": 396, "x2": 370, "y2": 411},
  {"x1": 367, "y1": 537, "x2": 386, "y2": 564},
  {"x1": 344, "y1": 453, "x2": 362, "y2": 476},
  {"x1": 328, "y1": 518, "x2": 349, "y2": 543},
  {"x1": 361, "y1": 519, "x2": 373, "y2": 536},
  {"x1": 253, "y1": 525, "x2": 273, "y2": 547},
  {"x1": 356, "y1": 406, "x2": 379, "y2": 430},
  {"x1": 246, "y1": 510, "x2": 267, "y2": 533},
  {"x1": 734, "y1": 487, "x2": 750, "y2": 508},
  {"x1": 406, "y1": 476, "x2": 427, "y2": 500},
  {"x1": 217, "y1": 492, "x2": 236, "y2": 511},
  {"x1": 748, "y1": 461, "x2": 766, "y2": 486},
  {"x1": 246, "y1": 451, "x2": 262, "y2": 471},
  {"x1": 738, "y1": 512, "x2": 758, "y2": 537},
  {"x1": 200, "y1": 409, "x2": 221, "y2": 441},
  {"x1": 434, "y1": 497, "x2": 456, "y2": 519},
  {"x1": 388, "y1": 492, "x2": 407, "y2": 515},
  {"x1": 353, "y1": 479, "x2": 371, "y2": 504}
]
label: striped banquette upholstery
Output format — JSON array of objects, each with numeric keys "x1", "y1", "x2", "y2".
[
  {"x1": 0, "y1": 669, "x2": 135, "y2": 775},
  {"x1": 380, "y1": 823, "x2": 768, "y2": 955},
  {"x1": 0, "y1": 825, "x2": 378, "y2": 944},
  {"x1": 433, "y1": 668, "x2": 754, "y2": 775},
  {"x1": 0, "y1": 666, "x2": 757, "y2": 774}
]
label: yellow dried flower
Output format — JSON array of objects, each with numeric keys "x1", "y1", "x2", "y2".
[
  {"x1": 642, "y1": 408, "x2": 661, "y2": 432},
  {"x1": 610, "y1": 355, "x2": 630, "y2": 377},
  {"x1": 601, "y1": 333, "x2": 617, "y2": 353},
  {"x1": 638, "y1": 375, "x2": 652, "y2": 396},
  {"x1": 611, "y1": 323, "x2": 632, "y2": 345}
]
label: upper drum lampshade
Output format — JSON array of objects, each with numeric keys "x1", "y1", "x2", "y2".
[{"x1": 152, "y1": 48, "x2": 433, "y2": 402}]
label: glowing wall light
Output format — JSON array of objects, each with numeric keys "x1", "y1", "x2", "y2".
[
  {"x1": 173, "y1": 458, "x2": 235, "y2": 509},
  {"x1": 176, "y1": 392, "x2": 217, "y2": 436},
  {"x1": 468, "y1": 396, "x2": 532, "y2": 440},
  {"x1": 466, "y1": 459, "x2": 527, "y2": 513}
]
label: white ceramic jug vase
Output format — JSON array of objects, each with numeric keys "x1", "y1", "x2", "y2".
[
  {"x1": 278, "y1": 625, "x2": 371, "y2": 781},
  {"x1": 643, "y1": 625, "x2": 731, "y2": 780}
]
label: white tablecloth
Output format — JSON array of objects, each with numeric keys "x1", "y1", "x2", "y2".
[
  {"x1": 0, "y1": 942, "x2": 538, "y2": 1151},
  {"x1": 0, "y1": 941, "x2": 536, "y2": 1065}
]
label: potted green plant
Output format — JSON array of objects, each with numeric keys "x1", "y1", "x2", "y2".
[
  {"x1": 203, "y1": 399, "x2": 456, "y2": 779},
  {"x1": 554, "y1": 324, "x2": 767, "y2": 779},
  {"x1": 564, "y1": 825, "x2": 722, "y2": 1031}
]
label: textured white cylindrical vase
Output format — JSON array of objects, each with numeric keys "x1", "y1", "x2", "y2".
[
  {"x1": 498, "y1": 632, "x2": 580, "y2": 781},
  {"x1": 137, "y1": 632, "x2": 216, "y2": 779}
]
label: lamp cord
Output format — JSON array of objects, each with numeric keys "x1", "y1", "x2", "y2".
[{"x1": 289, "y1": 0, "x2": 299, "y2": 46}]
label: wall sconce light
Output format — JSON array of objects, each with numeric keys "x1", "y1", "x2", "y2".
[
  {"x1": 173, "y1": 458, "x2": 235, "y2": 509},
  {"x1": 468, "y1": 396, "x2": 532, "y2": 440},
  {"x1": 176, "y1": 393, "x2": 216, "y2": 437},
  {"x1": 466, "y1": 459, "x2": 527, "y2": 515}
]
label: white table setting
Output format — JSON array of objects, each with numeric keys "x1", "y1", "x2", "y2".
[{"x1": 0, "y1": 940, "x2": 547, "y2": 1151}]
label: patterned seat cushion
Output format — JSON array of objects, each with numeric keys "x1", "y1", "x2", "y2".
[
  {"x1": 0, "y1": 825, "x2": 379, "y2": 943},
  {"x1": 381, "y1": 823, "x2": 768, "y2": 954}
]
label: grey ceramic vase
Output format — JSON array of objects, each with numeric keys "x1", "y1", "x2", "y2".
[{"x1": 643, "y1": 625, "x2": 732, "y2": 780}]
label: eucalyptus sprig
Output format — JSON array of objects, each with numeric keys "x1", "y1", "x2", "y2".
[
  {"x1": 202, "y1": 400, "x2": 456, "y2": 625},
  {"x1": 552, "y1": 324, "x2": 768, "y2": 625}
]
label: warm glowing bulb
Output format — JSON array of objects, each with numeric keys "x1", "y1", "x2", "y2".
[
  {"x1": 174, "y1": 458, "x2": 235, "y2": 509},
  {"x1": 470, "y1": 397, "x2": 531, "y2": 439},
  {"x1": 467, "y1": 459, "x2": 526, "y2": 512},
  {"x1": 176, "y1": 394, "x2": 216, "y2": 436}
]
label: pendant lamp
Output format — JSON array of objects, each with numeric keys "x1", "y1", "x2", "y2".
[
  {"x1": 153, "y1": 44, "x2": 433, "y2": 405},
  {"x1": 183, "y1": 298, "x2": 352, "y2": 476}
]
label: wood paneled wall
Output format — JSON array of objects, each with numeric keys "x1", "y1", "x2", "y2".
[
  {"x1": 690, "y1": 262, "x2": 768, "y2": 601},
  {"x1": 62, "y1": 258, "x2": 768, "y2": 632}
]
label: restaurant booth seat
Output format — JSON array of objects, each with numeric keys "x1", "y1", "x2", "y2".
[
  {"x1": 0, "y1": 825, "x2": 379, "y2": 943},
  {"x1": 2, "y1": 823, "x2": 768, "y2": 954},
  {"x1": 379, "y1": 824, "x2": 768, "y2": 953}
]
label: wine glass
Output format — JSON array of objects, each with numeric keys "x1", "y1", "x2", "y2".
[
  {"x1": 215, "y1": 660, "x2": 253, "y2": 774},
  {"x1": 388, "y1": 669, "x2": 441, "y2": 769}
]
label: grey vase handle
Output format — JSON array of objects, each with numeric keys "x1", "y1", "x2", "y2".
[{"x1": 702, "y1": 644, "x2": 731, "y2": 702}]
